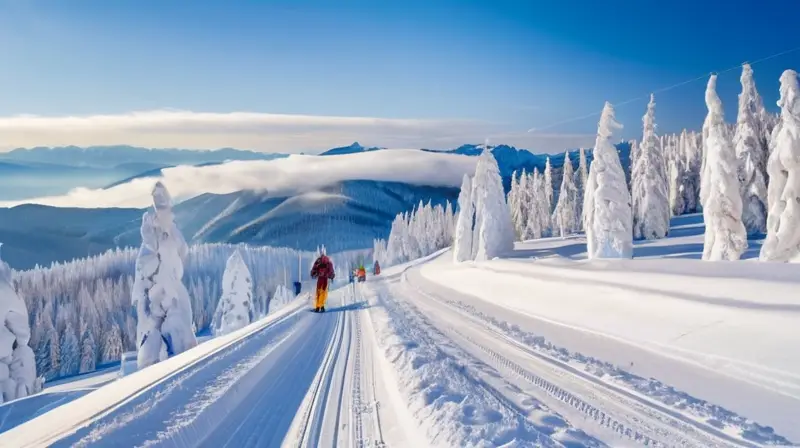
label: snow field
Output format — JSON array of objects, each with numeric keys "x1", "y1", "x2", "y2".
[
  {"x1": 363, "y1": 268, "x2": 597, "y2": 447},
  {"x1": 408, "y1": 266, "x2": 780, "y2": 447},
  {"x1": 418, "y1": 251, "x2": 798, "y2": 444}
]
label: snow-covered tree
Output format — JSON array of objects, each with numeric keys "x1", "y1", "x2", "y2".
[
  {"x1": 380, "y1": 200, "x2": 455, "y2": 266},
  {"x1": 58, "y1": 323, "x2": 79, "y2": 377},
  {"x1": 472, "y1": 149, "x2": 515, "y2": 261},
  {"x1": 668, "y1": 157, "x2": 685, "y2": 217},
  {"x1": 0, "y1": 247, "x2": 40, "y2": 403},
  {"x1": 576, "y1": 147, "x2": 589, "y2": 230},
  {"x1": 508, "y1": 170, "x2": 527, "y2": 239},
  {"x1": 102, "y1": 323, "x2": 124, "y2": 364},
  {"x1": 542, "y1": 157, "x2": 554, "y2": 234},
  {"x1": 700, "y1": 75, "x2": 747, "y2": 261},
  {"x1": 133, "y1": 182, "x2": 198, "y2": 369},
  {"x1": 585, "y1": 102, "x2": 633, "y2": 259},
  {"x1": 680, "y1": 130, "x2": 702, "y2": 214},
  {"x1": 211, "y1": 250, "x2": 255, "y2": 336},
  {"x1": 526, "y1": 168, "x2": 548, "y2": 239},
  {"x1": 79, "y1": 324, "x2": 96, "y2": 374},
  {"x1": 735, "y1": 63, "x2": 769, "y2": 236},
  {"x1": 270, "y1": 284, "x2": 295, "y2": 313},
  {"x1": 454, "y1": 174, "x2": 475, "y2": 262},
  {"x1": 553, "y1": 151, "x2": 579, "y2": 237},
  {"x1": 631, "y1": 94, "x2": 670, "y2": 239},
  {"x1": 761, "y1": 70, "x2": 800, "y2": 261}
]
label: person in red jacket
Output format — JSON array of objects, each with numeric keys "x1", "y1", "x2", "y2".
[{"x1": 310, "y1": 251, "x2": 335, "y2": 312}]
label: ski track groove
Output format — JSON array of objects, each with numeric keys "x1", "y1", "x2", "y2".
[
  {"x1": 50, "y1": 308, "x2": 307, "y2": 447},
  {"x1": 374, "y1": 274, "x2": 571, "y2": 448},
  {"x1": 289, "y1": 306, "x2": 347, "y2": 448},
  {"x1": 401, "y1": 268, "x2": 760, "y2": 448},
  {"x1": 331, "y1": 306, "x2": 353, "y2": 445}
]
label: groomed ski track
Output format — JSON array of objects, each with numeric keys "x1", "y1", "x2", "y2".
[
  {"x1": 0, "y1": 286, "x2": 418, "y2": 448},
  {"x1": 0, "y1": 253, "x2": 792, "y2": 447}
]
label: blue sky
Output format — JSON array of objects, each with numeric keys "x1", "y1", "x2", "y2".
[{"x1": 0, "y1": 0, "x2": 797, "y2": 153}]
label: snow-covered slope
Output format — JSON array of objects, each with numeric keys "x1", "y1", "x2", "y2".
[
  {"x1": 2, "y1": 213, "x2": 797, "y2": 446},
  {"x1": 0, "y1": 180, "x2": 458, "y2": 269}
]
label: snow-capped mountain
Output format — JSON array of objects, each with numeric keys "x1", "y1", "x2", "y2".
[
  {"x1": 0, "y1": 142, "x2": 629, "y2": 269},
  {"x1": 319, "y1": 142, "x2": 384, "y2": 156},
  {"x1": 0, "y1": 180, "x2": 458, "y2": 269}
]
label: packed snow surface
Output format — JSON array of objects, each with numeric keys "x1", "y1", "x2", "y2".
[{"x1": 1, "y1": 214, "x2": 796, "y2": 446}]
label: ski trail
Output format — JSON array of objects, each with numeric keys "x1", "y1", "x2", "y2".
[
  {"x1": 366, "y1": 273, "x2": 594, "y2": 447},
  {"x1": 286, "y1": 282, "x2": 394, "y2": 448},
  {"x1": 400, "y1": 266, "x2": 777, "y2": 447}
]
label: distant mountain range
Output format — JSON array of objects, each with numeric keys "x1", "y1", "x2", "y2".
[
  {"x1": 0, "y1": 180, "x2": 458, "y2": 270},
  {"x1": 0, "y1": 141, "x2": 632, "y2": 269},
  {"x1": 0, "y1": 145, "x2": 286, "y2": 169}
]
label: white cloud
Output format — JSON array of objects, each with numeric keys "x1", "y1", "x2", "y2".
[
  {"x1": 0, "y1": 149, "x2": 479, "y2": 208},
  {"x1": 0, "y1": 110, "x2": 594, "y2": 154}
]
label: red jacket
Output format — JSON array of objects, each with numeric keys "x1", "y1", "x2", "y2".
[{"x1": 310, "y1": 255, "x2": 335, "y2": 290}]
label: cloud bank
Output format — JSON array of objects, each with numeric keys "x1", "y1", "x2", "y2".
[
  {"x1": 0, "y1": 149, "x2": 478, "y2": 208},
  {"x1": 0, "y1": 110, "x2": 594, "y2": 154}
]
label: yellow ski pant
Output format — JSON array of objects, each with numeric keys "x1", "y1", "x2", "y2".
[{"x1": 315, "y1": 287, "x2": 328, "y2": 308}]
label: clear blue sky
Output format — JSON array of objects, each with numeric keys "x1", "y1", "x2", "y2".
[{"x1": 0, "y1": 0, "x2": 798, "y2": 146}]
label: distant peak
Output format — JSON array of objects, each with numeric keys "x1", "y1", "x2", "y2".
[{"x1": 349, "y1": 142, "x2": 363, "y2": 149}]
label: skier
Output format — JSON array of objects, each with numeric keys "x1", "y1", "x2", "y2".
[
  {"x1": 357, "y1": 264, "x2": 366, "y2": 283},
  {"x1": 310, "y1": 249, "x2": 335, "y2": 312},
  {"x1": 373, "y1": 260, "x2": 381, "y2": 276},
  {"x1": 348, "y1": 265, "x2": 355, "y2": 284}
]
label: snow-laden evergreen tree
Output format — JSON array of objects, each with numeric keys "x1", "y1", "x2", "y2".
[
  {"x1": 58, "y1": 323, "x2": 79, "y2": 377},
  {"x1": 668, "y1": 157, "x2": 684, "y2": 217},
  {"x1": 508, "y1": 169, "x2": 533, "y2": 240},
  {"x1": 629, "y1": 140, "x2": 640, "y2": 183},
  {"x1": 700, "y1": 75, "x2": 747, "y2": 261},
  {"x1": 681, "y1": 130, "x2": 701, "y2": 213},
  {"x1": 585, "y1": 102, "x2": 633, "y2": 259},
  {"x1": 381, "y1": 200, "x2": 456, "y2": 266},
  {"x1": 516, "y1": 170, "x2": 531, "y2": 238},
  {"x1": 631, "y1": 94, "x2": 670, "y2": 239},
  {"x1": 270, "y1": 284, "x2": 295, "y2": 313},
  {"x1": 444, "y1": 201, "x2": 456, "y2": 242},
  {"x1": 454, "y1": 174, "x2": 475, "y2": 262},
  {"x1": 525, "y1": 168, "x2": 547, "y2": 239},
  {"x1": 0, "y1": 245, "x2": 41, "y2": 403},
  {"x1": 553, "y1": 150, "x2": 579, "y2": 237},
  {"x1": 472, "y1": 149, "x2": 515, "y2": 261},
  {"x1": 760, "y1": 70, "x2": 800, "y2": 261},
  {"x1": 576, "y1": 147, "x2": 589, "y2": 230},
  {"x1": 133, "y1": 182, "x2": 198, "y2": 369},
  {"x1": 102, "y1": 323, "x2": 124, "y2": 364},
  {"x1": 373, "y1": 238, "x2": 388, "y2": 267},
  {"x1": 542, "y1": 157, "x2": 554, "y2": 233},
  {"x1": 79, "y1": 323, "x2": 96, "y2": 374},
  {"x1": 735, "y1": 63, "x2": 769, "y2": 236},
  {"x1": 211, "y1": 250, "x2": 255, "y2": 336},
  {"x1": 508, "y1": 170, "x2": 519, "y2": 220}
]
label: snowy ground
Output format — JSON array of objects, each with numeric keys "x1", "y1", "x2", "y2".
[{"x1": 0, "y1": 214, "x2": 796, "y2": 447}]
